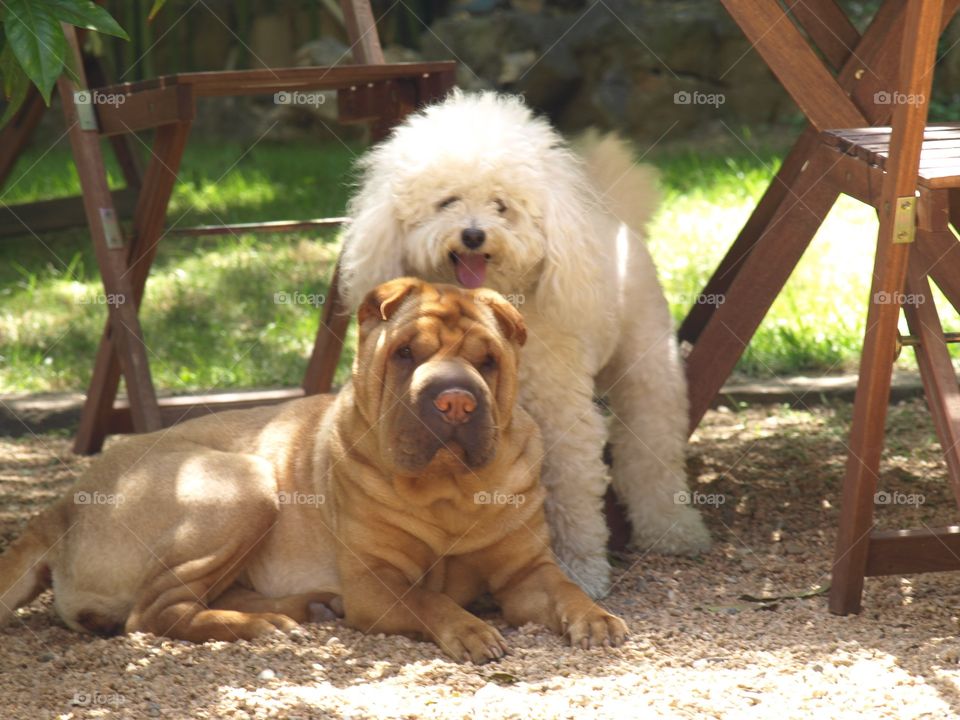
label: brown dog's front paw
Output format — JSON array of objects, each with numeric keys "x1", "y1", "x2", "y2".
[
  {"x1": 563, "y1": 609, "x2": 628, "y2": 650},
  {"x1": 436, "y1": 618, "x2": 508, "y2": 664}
]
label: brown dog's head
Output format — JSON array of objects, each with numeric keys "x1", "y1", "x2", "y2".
[{"x1": 353, "y1": 277, "x2": 526, "y2": 476}]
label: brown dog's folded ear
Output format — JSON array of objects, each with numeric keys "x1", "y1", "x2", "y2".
[
  {"x1": 357, "y1": 277, "x2": 423, "y2": 325},
  {"x1": 473, "y1": 289, "x2": 527, "y2": 347}
]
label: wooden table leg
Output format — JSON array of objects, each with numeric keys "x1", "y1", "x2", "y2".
[
  {"x1": 685, "y1": 151, "x2": 839, "y2": 432},
  {"x1": 73, "y1": 118, "x2": 193, "y2": 454}
]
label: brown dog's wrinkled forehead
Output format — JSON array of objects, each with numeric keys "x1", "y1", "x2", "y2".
[{"x1": 358, "y1": 278, "x2": 526, "y2": 347}]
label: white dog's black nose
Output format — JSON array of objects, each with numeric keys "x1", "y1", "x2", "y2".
[{"x1": 461, "y1": 228, "x2": 485, "y2": 249}]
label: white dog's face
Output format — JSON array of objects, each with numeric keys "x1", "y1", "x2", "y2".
[{"x1": 393, "y1": 172, "x2": 547, "y2": 297}]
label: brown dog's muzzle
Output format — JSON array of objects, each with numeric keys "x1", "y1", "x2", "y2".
[{"x1": 385, "y1": 360, "x2": 497, "y2": 472}]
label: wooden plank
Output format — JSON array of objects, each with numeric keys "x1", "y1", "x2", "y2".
[
  {"x1": 720, "y1": 0, "x2": 866, "y2": 131},
  {"x1": 915, "y1": 228, "x2": 960, "y2": 314},
  {"x1": 0, "y1": 187, "x2": 139, "y2": 238},
  {"x1": 829, "y1": 0, "x2": 945, "y2": 617},
  {"x1": 168, "y1": 217, "x2": 347, "y2": 236},
  {"x1": 106, "y1": 388, "x2": 306, "y2": 434},
  {"x1": 96, "y1": 63, "x2": 457, "y2": 97},
  {"x1": 95, "y1": 85, "x2": 191, "y2": 136},
  {"x1": 341, "y1": 0, "x2": 386, "y2": 64},
  {"x1": 865, "y1": 526, "x2": 960, "y2": 576},
  {"x1": 788, "y1": 0, "x2": 860, "y2": 71}
]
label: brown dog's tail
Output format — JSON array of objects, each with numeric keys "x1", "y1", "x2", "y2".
[{"x1": 0, "y1": 502, "x2": 67, "y2": 625}]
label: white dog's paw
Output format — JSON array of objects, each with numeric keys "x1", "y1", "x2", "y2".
[
  {"x1": 555, "y1": 553, "x2": 612, "y2": 600},
  {"x1": 631, "y1": 504, "x2": 712, "y2": 556}
]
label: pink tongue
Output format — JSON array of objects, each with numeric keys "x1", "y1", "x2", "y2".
[{"x1": 454, "y1": 254, "x2": 487, "y2": 289}]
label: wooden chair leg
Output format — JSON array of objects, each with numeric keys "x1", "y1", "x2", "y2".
[
  {"x1": 903, "y1": 242, "x2": 960, "y2": 497},
  {"x1": 829, "y1": 0, "x2": 944, "y2": 615},
  {"x1": 684, "y1": 150, "x2": 838, "y2": 433},
  {"x1": 73, "y1": 120, "x2": 193, "y2": 454},
  {"x1": 303, "y1": 262, "x2": 351, "y2": 395}
]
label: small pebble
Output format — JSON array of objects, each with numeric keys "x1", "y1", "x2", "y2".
[{"x1": 258, "y1": 669, "x2": 276, "y2": 682}]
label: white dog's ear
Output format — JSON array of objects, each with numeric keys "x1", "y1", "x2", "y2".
[
  {"x1": 533, "y1": 147, "x2": 608, "y2": 332},
  {"x1": 339, "y1": 159, "x2": 405, "y2": 310}
]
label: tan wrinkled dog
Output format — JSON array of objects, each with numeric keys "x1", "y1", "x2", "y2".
[{"x1": 0, "y1": 279, "x2": 626, "y2": 662}]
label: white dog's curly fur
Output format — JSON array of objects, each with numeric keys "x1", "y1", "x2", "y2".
[{"x1": 339, "y1": 92, "x2": 710, "y2": 598}]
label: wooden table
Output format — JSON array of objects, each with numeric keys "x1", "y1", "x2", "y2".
[{"x1": 683, "y1": 0, "x2": 960, "y2": 613}]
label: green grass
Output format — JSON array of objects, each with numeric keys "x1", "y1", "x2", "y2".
[{"x1": 0, "y1": 133, "x2": 956, "y2": 395}]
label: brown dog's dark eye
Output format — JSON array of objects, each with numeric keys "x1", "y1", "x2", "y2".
[
  {"x1": 437, "y1": 196, "x2": 460, "y2": 210},
  {"x1": 494, "y1": 198, "x2": 507, "y2": 214},
  {"x1": 480, "y1": 354, "x2": 497, "y2": 371},
  {"x1": 395, "y1": 346, "x2": 414, "y2": 360}
]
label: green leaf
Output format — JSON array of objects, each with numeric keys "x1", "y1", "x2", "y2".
[
  {"x1": 0, "y1": 47, "x2": 31, "y2": 128},
  {"x1": 148, "y1": 0, "x2": 168, "y2": 21},
  {"x1": 3, "y1": 0, "x2": 67, "y2": 104},
  {"x1": 39, "y1": 0, "x2": 129, "y2": 40}
]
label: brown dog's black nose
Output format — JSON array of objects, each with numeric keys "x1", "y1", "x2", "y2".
[
  {"x1": 461, "y1": 228, "x2": 485, "y2": 249},
  {"x1": 434, "y1": 388, "x2": 477, "y2": 424}
]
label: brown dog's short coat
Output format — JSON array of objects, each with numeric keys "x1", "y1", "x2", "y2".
[{"x1": 0, "y1": 279, "x2": 626, "y2": 662}]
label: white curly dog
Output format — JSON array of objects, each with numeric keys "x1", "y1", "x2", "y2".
[{"x1": 339, "y1": 92, "x2": 710, "y2": 598}]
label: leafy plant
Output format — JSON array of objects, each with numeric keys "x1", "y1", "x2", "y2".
[{"x1": 0, "y1": 0, "x2": 166, "y2": 127}]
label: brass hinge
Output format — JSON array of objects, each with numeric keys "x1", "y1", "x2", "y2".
[{"x1": 892, "y1": 196, "x2": 916, "y2": 244}]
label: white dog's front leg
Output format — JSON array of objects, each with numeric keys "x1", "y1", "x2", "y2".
[{"x1": 520, "y1": 359, "x2": 612, "y2": 599}]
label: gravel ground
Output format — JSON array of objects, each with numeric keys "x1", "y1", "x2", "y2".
[{"x1": 3, "y1": 399, "x2": 960, "y2": 719}]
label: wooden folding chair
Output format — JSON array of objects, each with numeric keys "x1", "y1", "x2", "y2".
[
  {"x1": 677, "y1": 0, "x2": 960, "y2": 614},
  {"x1": 0, "y1": 1, "x2": 455, "y2": 453}
]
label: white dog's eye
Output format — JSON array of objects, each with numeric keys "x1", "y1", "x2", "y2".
[
  {"x1": 494, "y1": 198, "x2": 507, "y2": 214},
  {"x1": 437, "y1": 196, "x2": 460, "y2": 211}
]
